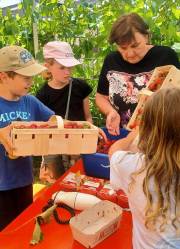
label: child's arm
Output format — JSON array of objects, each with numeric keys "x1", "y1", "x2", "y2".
[
  {"x1": 109, "y1": 130, "x2": 139, "y2": 158},
  {"x1": 0, "y1": 125, "x2": 13, "y2": 155},
  {"x1": 83, "y1": 97, "x2": 93, "y2": 123}
]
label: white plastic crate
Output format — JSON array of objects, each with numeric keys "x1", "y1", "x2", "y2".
[
  {"x1": 69, "y1": 200, "x2": 122, "y2": 248},
  {"x1": 11, "y1": 118, "x2": 99, "y2": 156}
]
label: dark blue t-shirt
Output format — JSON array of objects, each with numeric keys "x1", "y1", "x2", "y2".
[{"x1": 0, "y1": 95, "x2": 54, "y2": 190}]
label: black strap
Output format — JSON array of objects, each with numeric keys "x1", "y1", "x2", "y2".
[
  {"x1": 65, "y1": 78, "x2": 73, "y2": 120},
  {"x1": 41, "y1": 199, "x2": 75, "y2": 225}
]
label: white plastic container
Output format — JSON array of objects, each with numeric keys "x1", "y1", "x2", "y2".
[
  {"x1": 69, "y1": 200, "x2": 122, "y2": 248},
  {"x1": 52, "y1": 191, "x2": 101, "y2": 211}
]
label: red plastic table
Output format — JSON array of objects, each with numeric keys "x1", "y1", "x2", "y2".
[{"x1": 0, "y1": 159, "x2": 132, "y2": 249}]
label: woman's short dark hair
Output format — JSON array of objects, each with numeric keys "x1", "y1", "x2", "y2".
[{"x1": 109, "y1": 13, "x2": 149, "y2": 45}]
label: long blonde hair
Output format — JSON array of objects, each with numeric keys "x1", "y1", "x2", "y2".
[
  {"x1": 41, "y1": 58, "x2": 55, "y2": 80},
  {"x1": 138, "y1": 87, "x2": 180, "y2": 231}
]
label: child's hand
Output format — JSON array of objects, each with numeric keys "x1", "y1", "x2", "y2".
[
  {"x1": 108, "y1": 129, "x2": 139, "y2": 158},
  {"x1": 0, "y1": 125, "x2": 14, "y2": 155}
]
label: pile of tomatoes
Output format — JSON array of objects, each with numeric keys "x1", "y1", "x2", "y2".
[
  {"x1": 64, "y1": 122, "x2": 91, "y2": 129},
  {"x1": 97, "y1": 139, "x2": 116, "y2": 154},
  {"x1": 13, "y1": 121, "x2": 91, "y2": 129},
  {"x1": 148, "y1": 72, "x2": 167, "y2": 91},
  {"x1": 13, "y1": 123, "x2": 57, "y2": 129}
]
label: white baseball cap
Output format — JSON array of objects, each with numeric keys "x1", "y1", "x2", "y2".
[{"x1": 43, "y1": 41, "x2": 81, "y2": 67}]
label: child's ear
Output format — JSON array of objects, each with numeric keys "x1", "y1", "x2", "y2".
[
  {"x1": 44, "y1": 62, "x2": 50, "y2": 69},
  {"x1": 0, "y1": 72, "x2": 8, "y2": 80}
]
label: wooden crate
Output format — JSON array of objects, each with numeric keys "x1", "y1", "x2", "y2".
[
  {"x1": 160, "y1": 65, "x2": 180, "y2": 89},
  {"x1": 69, "y1": 200, "x2": 122, "y2": 248},
  {"x1": 126, "y1": 89, "x2": 153, "y2": 130},
  {"x1": 11, "y1": 120, "x2": 99, "y2": 156},
  {"x1": 146, "y1": 65, "x2": 172, "y2": 91},
  {"x1": 127, "y1": 65, "x2": 180, "y2": 130}
]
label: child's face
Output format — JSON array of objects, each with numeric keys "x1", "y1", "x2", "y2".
[
  {"x1": 47, "y1": 61, "x2": 73, "y2": 84},
  {"x1": 1, "y1": 72, "x2": 33, "y2": 100}
]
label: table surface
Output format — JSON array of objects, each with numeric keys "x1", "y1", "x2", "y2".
[{"x1": 0, "y1": 159, "x2": 132, "y2": 249}]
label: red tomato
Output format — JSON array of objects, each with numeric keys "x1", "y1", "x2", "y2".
[
  {"x1": 129, "y1": 122, "x2": 137, "y2": 129},
  {"x1": 97, "y1": 139, "x2": 116, "y2": 154},
  {"x1": 64, "y1": 124, "x2": 73, "y2": 129},
  {"x1": 148, "y1": 82, "x2": 157, "y2": 91},
  {"x1": 137, "y1": 108, "x2": 142, "y2": 115},
  {"x1": 38, "y1": 124, "x2": 49, "y2": 128},
  {"x1": 155, "y1": 78, "x2": 162, "y2": 85},
  {"x1": 29, "y1": 124, "x2": 38, "y2": 128},
  {"x1": 77, "y1": 123, "x2": 83, "y2": 129},
  {"x1": 14, "y1": 125, "x2": 26, "y2": 129}
]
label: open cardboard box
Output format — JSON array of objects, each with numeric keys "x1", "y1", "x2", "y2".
[{"x1": 70, "y1": 200, "x2": 122, "y2": 248}]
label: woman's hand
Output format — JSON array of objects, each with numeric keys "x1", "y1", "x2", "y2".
[
  {"x1": 106, "y1": 110, "x2": 121, "y2": 135},
  {"x1": 95, "y1": 94, "x2": 120, "y2": 135},
  {"x1": 98, "y1": 128, "x2": 108, "y2": 143},
  {"x1": 0, "y1": 125, "x2": 14, "y2": 155}
]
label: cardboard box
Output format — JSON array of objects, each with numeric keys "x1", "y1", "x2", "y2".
[
  {"x1": 70, "y1": 200, "x2": 122, "y2": 248},
  {"x1": 11, "y1": 120, "x2": 99, "y2": 156},
  {"x1": 59, "y1": 172, "x2": 85, "y2": 191},
  {"x1": 79, "y1": 176, "x2": 104, "y2": 196},
  {"x1": 116, "y1": 189, "x2": 129, "y2": 209},
  {"x1": 97, "y1": 182, "x2": 117, "y2": 203}
]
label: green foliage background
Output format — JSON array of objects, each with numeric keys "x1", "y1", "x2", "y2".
[{"x1": 0, "y1": 0, "x2": 180, "y2": 126}]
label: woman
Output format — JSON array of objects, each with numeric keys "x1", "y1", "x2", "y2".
[
  {"x1": 96, "y1": 13, "x2": 180, "y2": 135},
  {"x1": 109, "y1": 87, "x2": 180, "y2": 249}
]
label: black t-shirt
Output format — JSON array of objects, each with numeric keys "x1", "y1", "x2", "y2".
[
  {"x1": 36, "y1": 78, "x2": 92, "y2": 121},
  {"x1": 97, "y1": 45, "x2": 180, "y2": 126}
]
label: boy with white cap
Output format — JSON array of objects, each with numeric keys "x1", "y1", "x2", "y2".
[
  {"x1": 36, "y1": 41, "x2": 92, "y2": 181},
  {"x1": 0, "y1": 45, "x2": 54, "y2": 230}
]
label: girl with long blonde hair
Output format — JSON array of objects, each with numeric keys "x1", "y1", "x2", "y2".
[{"x1": 109, "y1": 87, "x2": 180, "y2": 249}]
